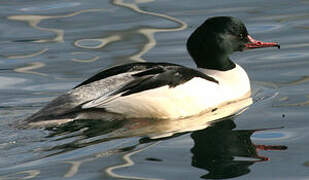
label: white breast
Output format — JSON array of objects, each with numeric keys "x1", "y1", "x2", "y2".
[{"x1": 199, "y1": 64, "x2": 251, "y2": 102}]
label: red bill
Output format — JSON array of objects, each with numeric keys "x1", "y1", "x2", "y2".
[{"x1": 245, "y1": 35, "x2": 280, "y2": 49}]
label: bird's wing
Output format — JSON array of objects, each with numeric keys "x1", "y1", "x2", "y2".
[
  {"x1": 74, "y1": 62, "x2": 179, "y2": 88},
  {"x1": 81, "y1": 65, "x2": 218, "y2": 109}
]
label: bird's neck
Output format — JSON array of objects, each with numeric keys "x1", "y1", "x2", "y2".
[{"x1": 193, "y1": 49, "x2": 236, "y2": 71}]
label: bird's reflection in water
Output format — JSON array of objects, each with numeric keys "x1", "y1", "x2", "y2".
[
  {"x1": 40, "y1": 97, "x2": 286, "y2": 179},
  {"x1": 45, "y1": 97, "x2": 252, "y2": 153},
  {"x1": 190, "y1": 119, "x2": 287, "y2": 179}
]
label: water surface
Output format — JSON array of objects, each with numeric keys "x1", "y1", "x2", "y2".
[{"x1": 1, "y1": 0, "x2": 309, "y2": 179}]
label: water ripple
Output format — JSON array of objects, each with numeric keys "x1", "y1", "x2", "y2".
[
  {"x1": 21, "y1": 2, "x2": 81, "y2": 11},
  {"x1": 73, "y1": 0, "x2": 187, "y2": 62},
  {"x1": 14, "y1": 62, "x2": 47, "y2": 77},
  {"x1": 8, "y1": 8, "x2": 114, "y2": 43}
]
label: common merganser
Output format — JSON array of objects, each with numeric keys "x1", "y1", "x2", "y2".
[{"x1": 25, "y1": 16, "x2": 279, "y2": 127}]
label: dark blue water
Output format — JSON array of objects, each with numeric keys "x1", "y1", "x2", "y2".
[{"x1": 1, "y1": 0, "x2": 309, "y2": 179}]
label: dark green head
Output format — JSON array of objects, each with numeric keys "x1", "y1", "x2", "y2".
[{"x1": 187, "y1": 16, "x2": 279, "y2": 71}]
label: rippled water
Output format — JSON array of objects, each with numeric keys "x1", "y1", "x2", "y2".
[{"x1": 1, "y1": 0, "x2": 309, "y2": 179}]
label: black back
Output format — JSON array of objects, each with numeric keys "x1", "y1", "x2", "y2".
[
  {"x1": 75, "y1": 62, "x2": 218, "y2": 97},
  {"x1": 75, "y1": 62, "x2": 176, "y2": 88}
]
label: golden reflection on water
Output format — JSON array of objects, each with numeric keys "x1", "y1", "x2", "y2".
[
  {"x1": 71, "y1": 52, "x2": 100, "y2": 63},
  {"x1": 274, "y1": 95, "x2": 309, "y2": 107},
  {"x1": 74, "y1": 35, "x2": 122, "y2": 49},
  {"x1": 0, "y1": 170, "x2": 40, "y2": 180},
  {"x1": 8, "y1": 8, "x2": 113, "y2": 43},
  {"x1": 74, "y1": 0, "x2": 187, "y2": 62},
  {"x1": 5, "y1": 48, "x2": 48, "y2": 60},
  {"x1": 63, "y1": 148, "x2": 123, "y2": 178},
  {"x1": 112, "y1": 0, "x2": 187, "y2": 29},
  {"x1": 7, "y1": 0, "x2": 188, "y2": 77},
  {"x1": 14, "y1": 62, "x2": 48, "y2": 76},
  {"x1": 105, "y1": 142, "x2": 162, "y2": 180},
  {"x1": 7, "y1": 8, "x2": 114, "y2": 76},
  {"x1": 60, "y1": 142, "x2": 161, "y2": 179},
  {"x1": 111, "y1": 0, "x2": 188, "y2": 62}
]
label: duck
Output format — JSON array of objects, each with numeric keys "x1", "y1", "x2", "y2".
[{"x1": 25, "y1": 16, "x2": 279, "y2": 127}]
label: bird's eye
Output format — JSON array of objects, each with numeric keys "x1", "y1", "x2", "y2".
[{"x1": 239, "y1": 33, "x2": 244, "y2": 40}]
